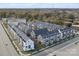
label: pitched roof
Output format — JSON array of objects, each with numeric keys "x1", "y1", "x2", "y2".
[
  {"x1": 30, "y1": 21, "x2": 64, "y2": 30},
  {"x1": 9, "y1": 23, "x2": 32, "y2": 42},
  {"x1": 33, "y1": 28, "x2": 59, "y2": 38},
  {"x1": 60, "y1": 27, "x2": 72, "y2": 32}
]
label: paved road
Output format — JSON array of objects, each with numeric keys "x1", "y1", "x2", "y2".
[
  {"x1": 48, "y1": 37, "x2": 79, "y2": 56},
  {"x1": 0, "y1": 21, "x2": 18, "y2": 56},
  {"x1": 34, "y1": 36, "x2": 79, "y2": 56}
]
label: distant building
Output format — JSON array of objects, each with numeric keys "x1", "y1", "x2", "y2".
[{"x1": 6, "y1": 18, "x2": 26, "y2": 24}]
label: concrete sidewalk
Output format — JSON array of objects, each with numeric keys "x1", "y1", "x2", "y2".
[{"x1": 0, "y1": 22, "x2": 18, "y2": 56}]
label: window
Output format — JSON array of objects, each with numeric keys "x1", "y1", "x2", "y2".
[
  {"x1": 28, "y1": 45, "x2": 31, "y2": 48},
  {"x1": 68, "y1": 31, "x2": 70, "y2": 33},
  {"x1": 58, "y1": 36, "x2": 60, "y2": 38},
  {"x1": 51, "y1": 39, "x2": 53, "y2": 40},
  {"x1": 64, "y1": 32, "x2": 66, "y2": 34},
  {"x1": 71, "y1": 30, "x2": 73, "y2": 33},
  {"x1": 46, "y1": 40, "x2": 48, "y2": 42}
]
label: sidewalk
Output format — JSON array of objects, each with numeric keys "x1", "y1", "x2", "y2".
[{"x1": 2, "y1": 22, "x2": 28, "y2": 56}]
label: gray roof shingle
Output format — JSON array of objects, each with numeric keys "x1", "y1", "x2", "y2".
[
  {"x1": 33, "y1": 28, "x2": 60, "y2": 38},
  {"x1": 9, "y1": 24, "x2": 31, "y2": 42}
]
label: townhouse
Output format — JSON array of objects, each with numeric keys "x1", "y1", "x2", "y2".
[
  {"x1": 31, "y1": 28, "x2": 61, "y2": 46},
  {"x1": 7, "y1": 21, "x2": 76, "y2": 51},
  {"x1": 28, "y1": 21, "x2": 64, "y2": 31},
  {"x1": 8, "y1": 23, "x2": 35, "y2": 51},
  {"x1": 17, "y1": 22, "x2": 30, "y2": 34},
  {"x1": 29, "y1": 27, "x2": 75, "y2": 46},
  {"x1": 60, "y1": 27, "x2": 76, "y2": 39}
]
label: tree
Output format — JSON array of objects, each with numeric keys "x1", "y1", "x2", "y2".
[
  {"x1": 68, "y1": 14, "x2": 75, "y2": 23},
  {"x1": 1, "y1": 12, "x2": 7, "y2": 18},
  {"x1": 68, "y1": 14, "x2": 75, "y2": 19},
  {"x1": 66, "y1": 23, "x2": 72, "y2": 27},
  {"x1": 25, "y1": 13, "x2": 34, "y2": 24},
  {"x1": 44, "y1": 13, "x2": 52, "y2": 18},
  {"x1": 33, "y1": 14, "x2": 39, "y2": 19},
  {"x1": 53, "y1": 20, "x2": 64, "y2": 25}
]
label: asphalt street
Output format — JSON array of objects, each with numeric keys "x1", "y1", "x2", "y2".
[
  {"x1": 0, "y1": 21, "x2": 18, "y2": 56},
  {"x1": 48, "y1": 37, "x2": 79, "y2": 56},
  {"x1": 48, "y1": 43, "x2": 79, "y2": 56},
  {"x1": 34, "y1": 36, "x2": 79, "y2": 56}
]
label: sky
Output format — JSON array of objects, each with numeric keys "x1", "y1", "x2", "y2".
[{"x1": 0, "y1": 3, "x2": 79, "y2": 8}]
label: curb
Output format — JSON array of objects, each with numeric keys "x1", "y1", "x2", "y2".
[
  {"x1": 2, "y1": 22, "x2": 77, "y2": 56},
  {"x1": 1, "y1": 23, "x2": 28, "y2": 56}
]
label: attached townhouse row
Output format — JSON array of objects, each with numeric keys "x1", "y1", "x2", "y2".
[
  {"x1": 8, "y1": 23, "x2": 35, "y2": 51},
  {"x1": 8, "y1": 21, "x2": 76, "y2": 51},
  {"x1": 17, "y1": 22, "x2": 76, "y2": 47},
  {"x1": 28, "y1": 21, "x2": 65, "y2": 31},
  {"x1": 29, "y1": 27, "x2": 76, "y2": 46}
]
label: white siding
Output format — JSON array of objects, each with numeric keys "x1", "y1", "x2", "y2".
[
  {"x1": 8, "y1": 24, "x2": 34, "y2": 51},
  {"x1": 23, "y1": 39, "x2": 34, "y2": 51}
]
